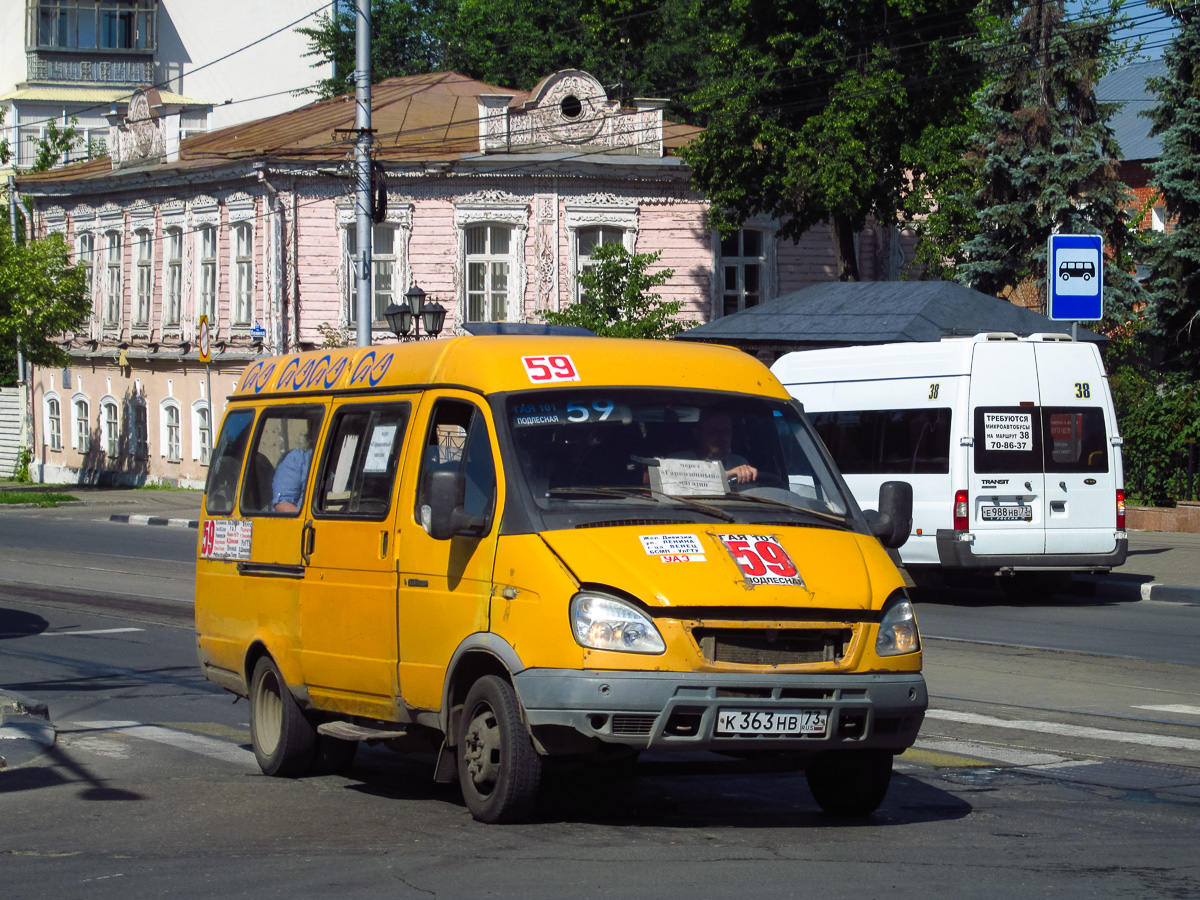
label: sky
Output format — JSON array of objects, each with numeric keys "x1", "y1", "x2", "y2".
[{"x1": 1066, "y1": 0, "x2": 1181, "y2": 59}]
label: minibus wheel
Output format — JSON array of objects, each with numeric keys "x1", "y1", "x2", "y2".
[
  {"x1": 249, "y1": 656, "x2": 317, "y2": 777},
  {"x1": 457, "y1": 675, "x2": 542, "y2": 823},
  {"x1": 805, "y1": 750, "x2": 892, "y2": 816}
]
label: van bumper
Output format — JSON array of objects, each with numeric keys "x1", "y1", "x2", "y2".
[
  {"x1": 513, "y1": 669, "x2": 926, "y2": 755},
  {"x1": 934, "y1": 530, "x2": 1129, "y2": 572}
]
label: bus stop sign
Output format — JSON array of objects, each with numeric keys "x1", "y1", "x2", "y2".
[{"x1": 1048, "y1": 234, "x2": 1104, "y2": 321}]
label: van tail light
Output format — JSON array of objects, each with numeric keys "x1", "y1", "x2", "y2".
[
  {"x1": 954, "y1": 490, "x2": 969, "y2": 530},
  {"x1": 1116, "y1": 489, "x2": 1126, "y2": 530}
]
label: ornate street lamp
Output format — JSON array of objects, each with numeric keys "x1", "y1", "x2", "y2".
[{"x1": 385, "y1": 284, "x2": 446, "y2": 341}]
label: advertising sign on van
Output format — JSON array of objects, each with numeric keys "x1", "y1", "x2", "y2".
[
  {"x1": 982, "y1": 412, "x2": 1033, "y2": 451},
  {"x1": 1048, "y1": 234, "x2": 1104, "y2": 321}
]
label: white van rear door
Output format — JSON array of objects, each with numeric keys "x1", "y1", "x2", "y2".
[
  {"x1": 969, "y1": 342, "x2": 1045, "y2": 555},
  {"x1": 1034, "y1": 343, "x2": 1118, "y2": 554}
]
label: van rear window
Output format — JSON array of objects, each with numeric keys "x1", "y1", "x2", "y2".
[
  {"x1": 808, "y1": 408, "x2": 952, "y2": 475},
  {"x1": 973, "y1": 406, "x2": 1108, "y2": 474}
]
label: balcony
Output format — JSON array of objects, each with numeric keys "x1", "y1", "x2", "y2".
[{"x1": 27, "y1": 49, "x2": 154, "y2": 86}]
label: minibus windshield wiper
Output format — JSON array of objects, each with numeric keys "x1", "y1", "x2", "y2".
[{"x1": 546, "y1": 486, "x2": 735, "y2": 522}]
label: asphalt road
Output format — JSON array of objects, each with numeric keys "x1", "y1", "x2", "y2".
[{"x1": 1, "y1": 506, "x2": 1199, "y2": 897}]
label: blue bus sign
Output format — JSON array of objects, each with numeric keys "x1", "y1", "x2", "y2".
[{"x1": 1048, "y1": 234, "x2": 1103, "y2": 321}]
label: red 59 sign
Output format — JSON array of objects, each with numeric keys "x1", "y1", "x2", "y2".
[
  {"x1": 718, "y1": 534, "x2": 806, "y2": 587},
  {"x1": 521, "y1": 354, "x2": 580, "y2": 383}
]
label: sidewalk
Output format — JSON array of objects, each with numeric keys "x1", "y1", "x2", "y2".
[{"x1": 0, "y1": 690, "x2": 54, "y2": 770}]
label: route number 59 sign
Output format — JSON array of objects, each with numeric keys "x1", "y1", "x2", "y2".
[{"x1": 718, "y1": 534, "x2": 806, "y2": 587}]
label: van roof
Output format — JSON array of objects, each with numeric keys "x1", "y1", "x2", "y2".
[{"x1": 231, "y1": 335, "x2": 788, "y2": 400}]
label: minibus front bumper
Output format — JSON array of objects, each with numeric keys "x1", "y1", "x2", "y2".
[
  {"x1": 513, "y1": 669, "x2": 926, "y2": 754},
  {"x1": 935, "y1": 530, "x2": 1129, "y2": 572}
]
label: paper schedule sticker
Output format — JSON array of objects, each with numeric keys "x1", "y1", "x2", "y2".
[
  {"x1": 200, "y1": 519, "x2": 253, "y2": 561},
  {"x1": 983, "y1": 412, "x2": 1033, "y2": 451}
]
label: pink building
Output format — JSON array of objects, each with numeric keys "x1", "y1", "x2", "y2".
[{"x1": 18, "y1": 69, "x2": 912, "y2": 486}]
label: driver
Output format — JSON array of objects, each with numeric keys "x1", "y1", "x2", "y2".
[{"x1": 683, "y1": 408, "x2": 758, "y2": 485}]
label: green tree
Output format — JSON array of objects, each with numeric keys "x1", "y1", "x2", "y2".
[
  {"x1": 0, "y1": 229, "x2": 91, "y2": 385},
  {"x1": 541, "y1": 242, "x2": 681, "y2": 338},
  {"x1": 957, "y1": 0, "x2": 1143, "y2": 323},
  {"x1": 679, "y1": 0, "x2": 984, "y2": 282},
  {"x1": 297, "y1": 0, "x2": 442, "y2": 98},
  {"x1": 1141, "y1": 1, "x2": 1200, "y2": 374}
]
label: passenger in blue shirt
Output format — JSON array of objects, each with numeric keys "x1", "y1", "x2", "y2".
[{"x1": 272, "y1": 447, "x2": 313, "y2": 513}]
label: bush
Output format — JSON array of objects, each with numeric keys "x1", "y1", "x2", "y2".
[{"x1": 1110, "y1": 367, "x2": 1200, "y2": 506}]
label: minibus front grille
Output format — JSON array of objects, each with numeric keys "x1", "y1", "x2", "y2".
[
  {"x1": 694, "y1": 628, "x2": 853, "y2": 666},
  {"x1": 575, "y1": 518, "x2": 691, "y2": 529}
]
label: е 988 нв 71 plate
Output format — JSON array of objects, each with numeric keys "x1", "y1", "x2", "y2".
[{"x1": 715, "y1": 709, "x2": 828, "y2": 736}]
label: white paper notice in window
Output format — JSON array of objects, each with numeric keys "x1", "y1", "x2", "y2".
[{"x1": 364, "y1": 425, "x2": 397, "y2": 472}]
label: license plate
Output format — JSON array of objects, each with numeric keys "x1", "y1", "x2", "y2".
[
  {"x1": 981, "y1": 505, "x2": 1033, "y2": 521},
  {"x1": 715, "y1": 709, "x2": 827, "y2": 736}
]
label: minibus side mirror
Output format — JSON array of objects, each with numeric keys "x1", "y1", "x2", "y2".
[
  {"x1": 423, "y1": 469, "x2": 486, "y2": 541},
  {"x1": 864, "y1": 480, "x2": 913, "y2": 549}
]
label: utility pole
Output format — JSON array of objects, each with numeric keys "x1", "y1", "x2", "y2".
[
  {"x1": 7, "y1": 176, "x2": 22, "y2": 384},
  {"x1": 354, "y1": 0, "x2": 373, "y2": 347}
]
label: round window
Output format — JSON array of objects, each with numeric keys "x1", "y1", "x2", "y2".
[{"x1": 560, "y1": 95, "x2": 583, "y2": 119}]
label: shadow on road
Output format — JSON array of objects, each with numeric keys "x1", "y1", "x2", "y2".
[{"x1": 0, "y1": 607, "x2": 48, "y2": 639}]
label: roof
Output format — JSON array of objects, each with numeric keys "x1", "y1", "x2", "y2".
[
  {"x1": 0, "y1": 86, "x2": 208, "y2": 107},
  {"x1": 231, "y1": 335, "x2": 783, "y2": 400},
  {"x1": 1096, "y1": 59, "x2": 1167, "y2": 162},
  {"x1": 18, "y1": 70, "x2": 700, "y2": 187},
  {"x1": 675, "y1": 281, "x2": 1105, "y2": 348}
]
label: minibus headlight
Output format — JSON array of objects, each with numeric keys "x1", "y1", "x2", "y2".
[
  {"x1": 876, "y1": 594, "x2": 920, "y2": 656},
  {"x1": 570, "y1": 593, "x2": 666, "y2": 655}
]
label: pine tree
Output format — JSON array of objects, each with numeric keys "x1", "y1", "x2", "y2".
[
  {"x1": 957, "y1": 0, "x2": 1143, "y2": 324},
  {"x1": 1142, "y1": 1, "x2": 1200, "y2": 373}
]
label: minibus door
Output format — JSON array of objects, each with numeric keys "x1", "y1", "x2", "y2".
[
  {"x1": 395, "y1": 395, "x2": 501, "y2": 713},
  {"x1": 968, "y1": 342, "x2": 1046, "y2": 556},
  {"x1": 301, "y1": 400, "x2": 412, "y2": 719},
  {"x1": 1033, "y1": 343, "x2": 1117, "y2": 554}
]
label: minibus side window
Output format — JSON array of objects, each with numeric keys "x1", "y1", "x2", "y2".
[
  {"x1": 204, "y1": 409, "x2": 255, "y2": 516},
  {"x1": 417, "y1": 400, "x2": 497, "y2": 527},
  {"x1": 314, "y1": 403, "x2": 410, "y2": 519},
  {"x1": 809, "y1": 409, "x2": 952, "y2": 475},
  {"x1": 240, "y1": 406, "x2": 326, "y2": 517},
  {"x1": 1042, "y1": 408, "x2": 1108, "y2": 473}
]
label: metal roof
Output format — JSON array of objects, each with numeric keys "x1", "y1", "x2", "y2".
[
  {"x1": 675, "y1": 281, "x2": 1105, "y2": 348},
  {"x1": 1096, "y1": 59, "x2": 1167, "y2": 162}
]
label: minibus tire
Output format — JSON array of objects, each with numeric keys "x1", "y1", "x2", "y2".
[
  {"x1": 457, "y1": 675, "x2": 542, "y2": 823},
  {"x1": 805, "y1": 750, "x2": 892, "y2": 816},
  {"x1": 249, "y1": 656, "x2": 317, "y2": 777}
]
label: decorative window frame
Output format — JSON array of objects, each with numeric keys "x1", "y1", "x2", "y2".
[
  {"x1": 131, "y1": 225, "x2": 155, "y2": 335},
  {"x1": 226, "y1": 195, "x2": 257, "y2": 333},
  {"x1": 336, "y1": 200, "x2": 414, "y2": 329},
  {"x1": 191, "y1": 399, "x2": 213, "y2": 464},
  {"x1": 44, "y1": 206, "x2": 67, "y2": 235},
  {"x1": 99, "y1": 204, "x2": 125, "y2": 333},
  {"x1": 72, "y1": 207, "x2": 102, "y2": 337},
  {"x1": 161, "y1": 201, "x2": 187, "y2": 337},
  {"x1": 126, "y1": 393, "x2": 149, "y2": 458},
  {"x1": 710, "y1": 217, "x2": 779, "y2": 319},
  {"x1": 100, "y1": 395, "x2": 121, "y2": 458},
  {"x1": 160, "y1": 397, "x2": 182, "y2": 462},
  {"x1": 190, "y1": 196, "x2": 221, "y2": 333},
  {"x1": 454, "y1": 192, "x2": 529, "y2": 325},
  {"x1": 44, "y1": 391, "x2": 63, "y2": 452},
  {"x1": 564, "y1": 195, "x2": 639, "y2": 305},
  {"x1": 71, "y1": 392, "x2": 91, "y2": 453}
]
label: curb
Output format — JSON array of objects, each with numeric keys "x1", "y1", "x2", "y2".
[
  {"x1": 1139, "y1": 583, "x2": 1200, "y2": 605},
  {"x1": 0, "y1": 689, "x2": 56, "y2": 770},
  {"x1": 109, "y1": 513, "x2": 199, "y2": 529}
]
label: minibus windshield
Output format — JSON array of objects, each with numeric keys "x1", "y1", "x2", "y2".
[{"x1": 504, "y1": 389, "x2": 850, "y2": 525}]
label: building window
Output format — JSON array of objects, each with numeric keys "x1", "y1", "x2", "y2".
[
  {"x1": 76, "y1": 232, "x2": 94, "y2": 303},
  {"x1": 128, "y1": 398, "x2": 148, "y2": 458},
  {"x1": 164, "y1": 226, "x2": 182, "y2": 326},
  {"x1": 576, "y1": 226, "x2": 625, "y2": 301},
  {"x1": 102, "y1": 399, "x2": 120, "y2": 457},
  {"x1": 198, "y1": 223, "x2": 217, "y2": 324},
  {"x1": 47, "y1": 397, "x2": 63, "y2": 451},
  {"x1": 1152, "y1": 207, "x2": 1167, "y2": 232},
  {"x1": 75, "y1": 398, "x2": 90, "y2": 452},
  {"x1": 38, "y1": 0, "x2": 157, "y2": 51},
  {"x1": 134, "y1": 227, "x2": 152, "y2": 326},
  {"x1": 720, "y1": 229, "x2": 765, "y2": 316},
  {"x1": 465, "y1": 224, "x2": 511, "y2": 322},
  {"x1": 163, "y1": 402, "x2": 181, "y2": 462},
  {"x1": 346, "y1": 224, "x2": 396, "y2": 324},
  {"x1": 104, "y1": 230, "x2": 122, "y2": 326},
  {"x1": 233, "y1": 222, "x2": 253, "y2": 326},
  {"x1": 194, "y1": 403, "x2": 212, "y2": 465}
]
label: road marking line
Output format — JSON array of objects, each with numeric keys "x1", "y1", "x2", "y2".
[
  {"x1": 914, "y1": 739, "x2": 1069, "y2": 768},
  {"x1": 926, "y1": 709, "x2": 1200, "y2": 752},
  {"x1": 74, "y1": 720, "x2": 255, "y2": 767},
  {"x1": 40, "y1": 628, "x2": 144, "y2": 637},
  {"x1": 1132, "y1": 704, "x2": 1200, "y2": 716}
]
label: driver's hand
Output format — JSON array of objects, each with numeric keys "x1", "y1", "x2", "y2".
[{"x1": 727, "y1": 464, "x2": 758, "y2": 484}]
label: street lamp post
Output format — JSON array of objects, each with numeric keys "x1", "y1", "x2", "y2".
[{"x1": 384, "y1": 284, "x2": 447, "y2": 341}]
